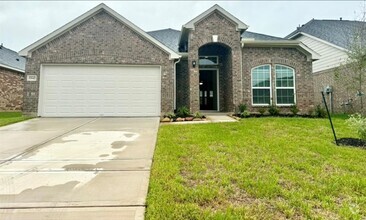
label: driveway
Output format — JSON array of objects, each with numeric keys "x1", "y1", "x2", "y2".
[{"x1": 0, "y1": 117, "x2": 159, "y2": 220}]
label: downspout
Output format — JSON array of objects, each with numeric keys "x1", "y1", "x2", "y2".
[{"x1": 174, "y1": 58, "x2": 181, "y2": 110}]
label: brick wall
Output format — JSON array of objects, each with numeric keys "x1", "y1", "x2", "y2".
[
  {"x1": 176, "y1": 59, "x2": 190, "y2": 109},
  {"x1": 314, "y1": 66, "x2": 364, "y2": 113},
  {"x1": 0, "y1": 67, "x2": 24, "y2": 111},
  {"x1": 187, "y1": 11, "x2": 242, "y2": 112},
  {"x1": 23, "y1": 10, "x2": 174, "y2": 116},
  {"x1": 242, "y1": 47, "x2": 314, "y2": 114}
]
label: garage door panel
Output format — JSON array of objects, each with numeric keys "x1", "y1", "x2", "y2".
[{"x1": 39, "y1": 65, "x2": 161, "y2": 117}]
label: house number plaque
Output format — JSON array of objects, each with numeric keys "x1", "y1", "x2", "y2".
[{"x1": 27, "y1": 75, "x2": 37, "y2": 82}]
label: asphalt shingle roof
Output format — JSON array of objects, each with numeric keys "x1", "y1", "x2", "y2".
[
  {"x1": 241, "y1": 31, "x2": 284, "y2": 41},
  {"x1": 147, "y1": 29, "x2": 285, "y2": 52},
  {"x1": 147, "y1": 28, "x2": 181, "y2": 52},
  {"x1": 286, "y1": 19, "x2": 366, "y2": 49},
  {"x1": 0, "y1": 45, "x2": 25, "y2": 72}
]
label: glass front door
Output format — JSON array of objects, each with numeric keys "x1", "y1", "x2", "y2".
[{"x1": 199, "y1": 70, "x2": 217, "y2": 110}]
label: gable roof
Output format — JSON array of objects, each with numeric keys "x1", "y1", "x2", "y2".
[
  {"x1": 147, "y1": 28, "x2": 181, "y2": 52},
  {"x1": 286, "y1": 19, "x2": 366, "y2": 49},
  {"x1": 183, "y1": 4, "x2": 248, "y2": 31},
  {"x1": 0, "y1": 45, "x2": 25, "y2": 73},
  {"x1": 19, "y1": 3, "x2": 180, "y2": 60}
]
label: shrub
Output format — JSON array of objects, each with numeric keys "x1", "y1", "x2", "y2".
[
  {"x1": 347, "y1": 113, "x2": 366, "y2": 140},
  {"x1": 258, "y1": 107, "x2": 267, "y2": 115},
  {"x1": 176, "y1": 106, "x2": 190, "y2": 118},
  {"x1": 268, "y1": 105, "x2": 280, "y2": 116},
  {"x1": 290, "y1": 105, "x2": 299, "y2": 115},
  {"x1": 314, "y1": 104, "x2": 327, "y2": 118},
  {"x1": 164, "y1": 112, "x2": 176, "y2": 119},
  {"x1": 238, "y1": 103, "x2": 247, "y2": 113},
  {"x1": 240, "y1": 110, "x2": 251, "y2": 118},
  {"x1": 194, "y1": 112, "x2": 204, "y2": 119}
]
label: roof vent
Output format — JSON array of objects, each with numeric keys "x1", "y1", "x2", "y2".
[
  {"x1": 16, "y1": 58, "x2": 19, "y2": 61},
  {"x1": 340, "y1": 17, "x2": 342, "y2": 21}
]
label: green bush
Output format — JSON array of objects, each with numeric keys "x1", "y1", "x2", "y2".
[
  {"x1": 176, "y1": 106, "x2": 191, "y2": 118},
  {"x1": 347, "y1": 113, "x2": 366, "y2": 140},
  {"x1": 194, "y1": 112, "x2": 204, "y2": 119},
  {"x1": 258, "y1": 107, "x2": 267, "y2": 115},
  {"x1": 238, "y1": 103, "x2": 247, "y2": 113},
  {"x1": 268, "y1": 105, "x2": 280, "y2": 116},
  {"x1": 290, "y1": 105, "x2": 299, "y2": 115},
  {"x1": 164, "y1": 112, "x2": 176, "y2": 119},
  {"x1": 314, "y1": 104, "x2": 327, "y2": 118},
  {"x1": 240, "y1": 110, "x2": 251, "y2": 118}
]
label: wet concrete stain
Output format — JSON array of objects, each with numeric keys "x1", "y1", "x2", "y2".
[
  {"x1": 111, "y1": 141, "x2": 125, "y2": 149},
  {"x1": 0, "y1": 181, "x2": 80, "y2": 203}
]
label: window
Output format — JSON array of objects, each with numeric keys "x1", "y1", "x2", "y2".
[
  {"x1": 199, "y1": 56, "x2": 218, "y2": 66},
  {"x1": 251, "y1": 65, "x2": 271, "y2": 105},
  {"x1": 275, "y1": 65, "x2": 295, "y2": 105}
]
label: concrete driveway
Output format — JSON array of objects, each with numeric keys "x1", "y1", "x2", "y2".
[{"x1": 0, "y1": 117, "x2": 159, "y2": 220}]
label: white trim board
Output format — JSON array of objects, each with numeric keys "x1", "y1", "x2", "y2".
[{"x1": 19, "y1": 3, "x2": 180, "y2": 60}]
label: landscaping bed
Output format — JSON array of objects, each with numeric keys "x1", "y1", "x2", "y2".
[{"x1": 147, "y1": 117, "x2": 366, "y2": 219}]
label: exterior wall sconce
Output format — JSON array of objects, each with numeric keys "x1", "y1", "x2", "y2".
[{"x1": 192, "y1": 60, "x2": 196, "y2": 68}]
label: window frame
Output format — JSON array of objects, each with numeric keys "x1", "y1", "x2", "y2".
[
  {"x1": 198, "y1": 56, "x2": 219, "y2": 66},
  {"x1": 251, "y1": 64, "x2": 272, "y2": 106},
  {"x1": 275, "y1": 64, "x2": 296, "y2": 106}
]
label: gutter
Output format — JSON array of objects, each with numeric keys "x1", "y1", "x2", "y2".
[
  {"x1": 0, "y1": 63, "x2": 25, "y2": 73},
  {"x1": 241, "y1": 39, "x2": 321, "y2": 61}
]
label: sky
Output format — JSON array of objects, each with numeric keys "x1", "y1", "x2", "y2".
[{"x1": 0, "y1": 1, "x2": 365, "y2": 52}]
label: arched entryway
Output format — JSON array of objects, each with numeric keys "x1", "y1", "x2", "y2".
[{"x1": 198, "y1": 43, "x2": 232, "y2": 111}]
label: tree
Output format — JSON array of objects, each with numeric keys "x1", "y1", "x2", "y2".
[{"x1": 334, "y1": 4, "x2": 366, "y2": 113}]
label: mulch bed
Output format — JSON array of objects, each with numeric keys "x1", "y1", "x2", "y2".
[{"x1": 337, "y1": 138, "x2": 366, "y2": 149}]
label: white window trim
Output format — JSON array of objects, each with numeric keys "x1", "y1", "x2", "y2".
[
  {"x1": 251, "y1": 64, "x2": 272, "y2": 106},
  {"x1": 275, "y1": 65, "x2": 296, "y2": 106}
]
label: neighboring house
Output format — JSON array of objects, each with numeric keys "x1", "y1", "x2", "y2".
[
  {"x1": 0, "y1": 45, "x2": 25, "y2": 111},
  {"x1": 286, "y1": 19, "x2": 366, "y2": 113},
  {"x1": 20, "y1": 4, "x2": 319, "y2": 117}
]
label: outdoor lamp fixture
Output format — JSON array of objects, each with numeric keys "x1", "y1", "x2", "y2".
[
  {"x1": 192, "y1": 60, "x2": 196, "y2": 68},
  {"x1": 199, "y1": 81, "x2": 203, "y2": 85}
]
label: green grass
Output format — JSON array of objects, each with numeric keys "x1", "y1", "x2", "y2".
[
  {"x1": 146, "y1": 117, "x2": 366, "y2": 219},
  {"x1": 0, "y1": 112, "x2": 32, "y2": 127}
]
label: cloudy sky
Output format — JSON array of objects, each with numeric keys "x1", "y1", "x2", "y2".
[{"x1": 0, "y1": 1, "x2": 364, "y2": 52}]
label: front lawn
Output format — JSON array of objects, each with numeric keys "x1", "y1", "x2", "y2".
[
  {"x1": 0, "y1": 112, "x2": 32, "y2": 127},
  {"x1": 147, "y1": 117, "x2": 366, "y2": 219}
]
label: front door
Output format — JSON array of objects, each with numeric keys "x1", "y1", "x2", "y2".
[{"x1": 199, "y1": 70, "x2": 217, "y2": 110}]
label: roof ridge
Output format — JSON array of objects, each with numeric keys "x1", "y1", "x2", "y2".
[
  {"x1": 147, "y1": 28, "x2": 181, "y2": 33},
  {"x1": 245, "y1": 31, "x2": 283, "y2": 39}
]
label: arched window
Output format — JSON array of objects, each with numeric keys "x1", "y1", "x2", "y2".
[
  {"x1": 251, "y1": 65, "x2": 271, "y2": 105},
  {"x1": 275, "y1": 65, "x2": 296, "y2": 105}
]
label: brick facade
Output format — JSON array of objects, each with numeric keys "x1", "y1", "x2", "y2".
[
  {"x1": 0, "y1": 67, "x2": 24, "y2": 111},
  {"x1": 187, "y1": 11, "x2": 242, "y2": 112},
  {"x1": 23, "y1": 11, "x2": 174, "y2": 116},
  {"x1": 176, "y1": 59, "x2": 190, "y2": 109},
  {"x1": 313, "y1": 66, "x2": 363, "y2": 113},
  {"x1": 23, "y1": 7, "x2": 316, "y2": 116},
  {"x1": 242, "y1": 47, "x2": 314, "y2": 114}
]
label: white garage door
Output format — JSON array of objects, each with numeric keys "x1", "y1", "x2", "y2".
[{"x1": 39, "y1": 65, "x2": 161, "y2": 117}]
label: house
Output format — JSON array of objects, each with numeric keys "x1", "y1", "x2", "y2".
[
  {"x1": 20, "y1": 3, "x2": 319, "y2": 117},
  {"x1": 286, "y1": 19, "x2": 366, "y2": 113},
  {"x1": 0, "y1": 45, "x2": 25, "y2": 111}
]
